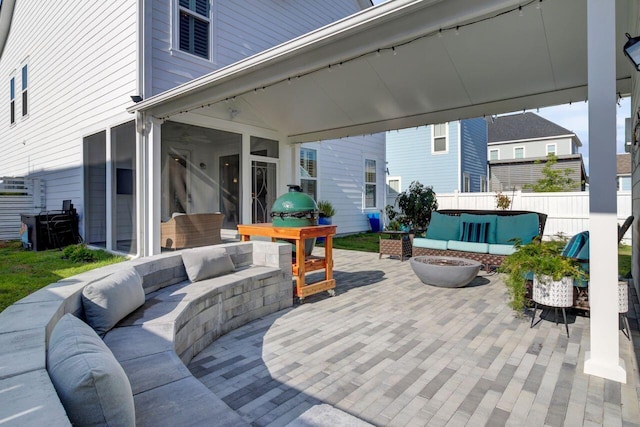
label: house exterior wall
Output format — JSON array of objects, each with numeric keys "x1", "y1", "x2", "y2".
[
  {"x1": 630, "y1": 1, "x2": 640, "y2": 299},
  {"x1": 386, "y1": 120, "x2": 485, "y2": 195},
  {"x1": 150, "y1": 0, "x2": 367, "y2": 95},
  {"x1": 489, "y1": 157, "x2": 584, "y2": 192},
  {"x1": 0, "y1": 0, "x2": 138, "y2": 216},
  {"x1": 300, "y1": 133, "x2": 386, "y2": 235},
  {"x1": 488, "y1": 136, "x2": 575, "y2": 160},
  {"x1": 460, "y1": 118, "x2": 488, "y2": 192}
]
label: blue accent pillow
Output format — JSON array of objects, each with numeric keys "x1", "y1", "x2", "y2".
[
  {"x1": 562, "y1": 231, "x2": 589, "y2": 258},
  {"x1": 460, "y1": 213, "x2": 498, "y2": 243},
  {"x1": 425, "y1": 212, "x2": 461, "y2": 241},
  {"x1": 461, "y1": 222, "x2": 490, "y2": 243},
  {"x1": 495, "y1": 213, "x2": 540, "y2": 245}
]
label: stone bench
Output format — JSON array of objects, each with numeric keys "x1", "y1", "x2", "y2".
[{"x1": 0, "y1": 241, "x2": 292, "y2": 426}]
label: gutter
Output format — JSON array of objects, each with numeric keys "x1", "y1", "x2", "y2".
[{"x1": 0, "y1": 0, "x2": 16, "y2": 59}]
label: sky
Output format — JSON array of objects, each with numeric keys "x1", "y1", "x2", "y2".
[{"x1": 370, "y1": 0, "x2": 630, "y2": 175}]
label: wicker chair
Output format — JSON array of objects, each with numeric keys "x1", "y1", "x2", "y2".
[{"x1": 161, "y1": 213, "x2": 224, "y2": 249}]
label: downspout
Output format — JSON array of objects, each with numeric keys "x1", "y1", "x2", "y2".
[
  {"x1": 0, "y1": 0, "x2": 17, "y2": 59},
  {"x1": 135, "y1": 0, "x2": 147, "y2": 257}
]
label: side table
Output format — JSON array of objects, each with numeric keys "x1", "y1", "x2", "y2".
[{"x1": 378, "y1": 230, "x2": 412, "y2": 261}]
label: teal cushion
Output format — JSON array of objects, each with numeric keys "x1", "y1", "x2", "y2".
[
  {"x1": 488, "y1": 244, "x2": 516, "y2": 256},
  {"x1": 495, "y1": 213, "x2": 540, "y2": 245},
  {"x1": 562, "y1": 231, "x2": 589, "y2": 259},
  {"x1": 413, "y1": 238, "x2": 448, "y2": 250},
  {"x1": 575, "y1": 237, "x2": 589, "y2": 261},
  {"x1": 447, "y1": 240, "x2": 489, "y2": 253},
  {"x1": 425, "y1": 212, "x2": 460, "y2": 241},
  {"x1": 460, "y1": 213, "x2": 498, "y2": 244}
]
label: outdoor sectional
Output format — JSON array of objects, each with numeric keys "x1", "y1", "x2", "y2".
[
  {"x1": 0, "y1": 241, "x2": 292, "y2": 426},
  {"x1": 413, "y1": 209, "x2": 548, "y2": 270}
]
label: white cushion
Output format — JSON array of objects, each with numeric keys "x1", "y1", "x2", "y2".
[
  {"x1": 82, "y1": 267, "x2": 145, "y2": 336},
  {"x1": 47, "y1": 314, "x2": 135, "y2": 426},
  {"x1": 181, "y1": 246, "x2": 236, "y2": 282}
]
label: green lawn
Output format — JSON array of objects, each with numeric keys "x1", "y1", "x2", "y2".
[{"x1": 0, "y1": 241, "x2": 126, "y2": 312}]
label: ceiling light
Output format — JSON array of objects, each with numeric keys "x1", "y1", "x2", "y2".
[{"x1": 623, "y1": 33, "x2": 640, "y2": 71}]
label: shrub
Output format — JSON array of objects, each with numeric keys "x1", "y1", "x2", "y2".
[{"x1": 63, "y1": 244, "x2": 97, "y2": 263}]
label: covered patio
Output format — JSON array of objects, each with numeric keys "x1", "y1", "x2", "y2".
[
  {"x1": 130, "y1": 0, "x2": 638, "y2": 382},
  {"x1": 189, "y1": 248, "x2": 640, "y2": 426}
]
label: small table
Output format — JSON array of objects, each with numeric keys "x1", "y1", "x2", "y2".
[
  {"x1": 236, "y1": 224, "x2": 337, "y2": 302},
  {"x1": 378, "y1": 230, "x2": 412, "y2": 261}
]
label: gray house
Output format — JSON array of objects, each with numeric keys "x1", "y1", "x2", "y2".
[{"x1": 487, "y1": 112, "x2": 587, "y2": 192}]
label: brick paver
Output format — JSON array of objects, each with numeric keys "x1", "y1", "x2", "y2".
[{"x1": 189, "y1": 248, "x2": 640, "y2": 426}]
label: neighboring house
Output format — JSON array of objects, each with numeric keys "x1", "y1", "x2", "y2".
[
  {"x1": 385, "y1": 118, "x2": 488, "y2": 198},
  {"x1": 0, "y1": 0, "x2": 381, "y2": 256},
  {"x1": 617, "y1": 153, "x2": 631, "y2": 191},
  {"x1": 487, "y1": 112, "x2": 587, "y2": 192}
]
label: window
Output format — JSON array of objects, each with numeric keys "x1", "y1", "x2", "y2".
[
  {"x1": 489, "y1": 149, "x2": 499, "y2": 161},
  {"x1": 463, "y1": 173, "x2": 470, "y2": 192},
  {"x1": 617, "y1": 177, "x2": 621, "y2": 191},
  {"x1": 514, "y1": 147, "x2": 524, "y2": 159},
  {"x1": 364, "y1": 159, "x2": 376, "y2": 208},
  {"x1": 300, "y1": 148, "x2": 317, "y2": 200},
  {"x1": 480, "y1": 176, "x2": 487, "y2": 192},
  {"x1": 21, "y1": 65, "x2": 28, "y2": 117},
  {"x1": 546, "y1": 144, "x2": 556, "y2": 156},
  {"x1": 432, "y1": 123, "x2": 448, "y2": 153},
  {"x1": 9, "y1": 77, "x2": 15, "y2": 124},
  {"x1": 387, "y1": 177, "x2": 400, "y2": 193},
  {"x1": 178, "y1": 0, "x2": 210, "y2": 59}
]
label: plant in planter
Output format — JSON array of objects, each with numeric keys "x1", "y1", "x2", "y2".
[
  {"x1": 385, "y1": 181, "x2": 438, "y2": 235},
  {"x1": 317, "y1": 200, "x2": 336, "y2": 225},
  {"x1": 499, "y1": 238, "x2": 586, "y2": 314}
]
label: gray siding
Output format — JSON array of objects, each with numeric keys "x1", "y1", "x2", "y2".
[
  {"x1": 489, "y1": 157, "x2": 585, "y2": 192},
  {"x1": 460, "y1": 118, "x2": 488, "y2": 192}
]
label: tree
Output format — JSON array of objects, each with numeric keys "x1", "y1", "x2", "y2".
[
  {"x1": 524, "y1": 154, "x2": 579, "y2": 192},
  {"x1": 385, "y1": 181, "x2": 438, "y2": 232}
]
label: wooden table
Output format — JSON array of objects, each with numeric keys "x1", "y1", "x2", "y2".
[{"x1": 236, "y1": 224, "x2": 337, "y2": 302}]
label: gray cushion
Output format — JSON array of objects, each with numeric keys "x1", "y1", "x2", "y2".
[
  {"x1": 182, "y1": 246, "x2": 236, "y2": 282},
  {"x1": 47, "y1": 314, "x2": 135, "y2": 426},
  {"x1": 82, "y1": 267, "x2": 145, "y2": 336}
]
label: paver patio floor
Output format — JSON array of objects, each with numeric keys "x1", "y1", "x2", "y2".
[{"x1": 189, "y1": 248, "x2": 640, "y2": 427}]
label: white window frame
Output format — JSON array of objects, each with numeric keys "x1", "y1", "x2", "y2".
[
  {"x1": 9, "y1": 74, "x2": 15, "y2": 125},
  {"x1": 489, "y1": 149, "x2": 499, "y2": 161},
  {"x1": 480, "y1": 175, "x2": 487, "y2": 192},
  {"x1": 431, "y1": 123, "x2": 448, "y2": 154},
  {"x1": 386, "y1": 176, "x2": 401, "y2": 194},
  {"x1": 299, "y1": 147, "x2": 318, "y2": 200},
  {"x1": 463, "y1": 173, "x2": 471, "y2": 193},
  {"x1": 364, "y1": 158, "x2": 377, "y2": 208},
  {"x1": 546, "y1": 143, "x2": 556, "y2": 156},
  {"x1": 172, "y1": 0, "x2": 212, "y2": 61},
  {"x1": 20, "y1": 63, "x2": 28, "y2": 118},
  {"x1": 513, "y1": 146, "x2": 525, "y2": 159}
]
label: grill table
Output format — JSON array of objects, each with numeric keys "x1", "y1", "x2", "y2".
[{"x1": 237, "y1": 224, "x2": 337, "y2": 302}]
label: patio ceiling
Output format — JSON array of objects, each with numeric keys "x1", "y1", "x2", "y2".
[{"x1": 129, "y1": 0, "x2": 635, "y2": 143}]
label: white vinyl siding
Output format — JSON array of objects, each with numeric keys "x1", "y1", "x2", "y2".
[{"x1": 0, "y1": 1, "x2": 138, "y2": 215}]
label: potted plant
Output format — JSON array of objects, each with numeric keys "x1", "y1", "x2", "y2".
[
  {"x1": 385, "y1": 181, "x2": 438, "y2": 235},
  {"x1": 499, "y1": 238, "x2": 586, "y2": 314},
  {"x1": 317, "y1": 200, "x2": 336, "y2": 225}
]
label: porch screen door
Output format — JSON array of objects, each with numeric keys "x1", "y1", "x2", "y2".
[{"x1": 251, "y1": 160, "x2": 277, "y2": 223}]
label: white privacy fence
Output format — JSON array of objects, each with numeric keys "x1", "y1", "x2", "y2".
[
  {"x1": 387, "y1": 190, "x2": 633, "y2": 244},
  {"x1": 0, "y1": 177, "x2": 46, "y2": 241}
]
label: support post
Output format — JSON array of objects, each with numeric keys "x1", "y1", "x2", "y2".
[{"x1": 583, "y1": 0, "x2": 626, "y2": 383}]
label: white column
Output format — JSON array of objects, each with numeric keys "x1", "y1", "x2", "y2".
[
  {"x1": 105, "y1": 126, "x2": 113, "y2": 251},
  {"x1": 583, "y1": 0, "x2": 626, "y2": 383},
  {"x1": 146, "y1": 117, "x2": 162, "y2": 256},
  {"x1": 135, "y1": 112, "x2": 147, "y2": 258}
]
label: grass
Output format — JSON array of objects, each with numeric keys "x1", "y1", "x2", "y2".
[
  {"x1": 619, "y1": 244, "x2": 632, "y2": 278},
  {"x1": 0, "y1": 241, "x2": 126, "y2": 313}
]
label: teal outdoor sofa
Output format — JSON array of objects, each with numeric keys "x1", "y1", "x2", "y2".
[{"x1": 413, "y1": 209, "x2": 548, "y2": 271}]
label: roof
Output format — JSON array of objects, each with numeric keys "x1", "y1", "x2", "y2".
[
  {"x1": 617, "y1": 153, "x2": 631, "y2": 175},
  {"x1": 487, "y1": 112, "x2": 581, "y2": 145},
  {"x1": 128, "y1": 0, "x2": 634, "y2": 143}
]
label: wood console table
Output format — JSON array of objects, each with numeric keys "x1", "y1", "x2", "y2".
[{"x1": 236, "y1": 224, "x2": 337, "y2": 302}]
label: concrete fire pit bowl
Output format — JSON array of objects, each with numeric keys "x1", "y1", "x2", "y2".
[{"x1": 409, "y1": 256, "x2": 482, "y2": 288}]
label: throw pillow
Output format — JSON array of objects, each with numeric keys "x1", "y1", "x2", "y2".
[
  {"x1": 82, "y1": 267, "x2": 145, "y2": 336},
  {"x1": 47, "y1": 314, "x2": 136, "y2": 426},
  {"x1": 461, "y1": 221, "x2": 490, "y2": 243},
  {"x1": 460, "y1": 213, "x2": 498, "y2": 243},
  {"x1": 425, "y1": 212, "x2": 461, "y2": 241},
  {"x1": 182, "y1": 246, "x2": 236, "y2": 282}
]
